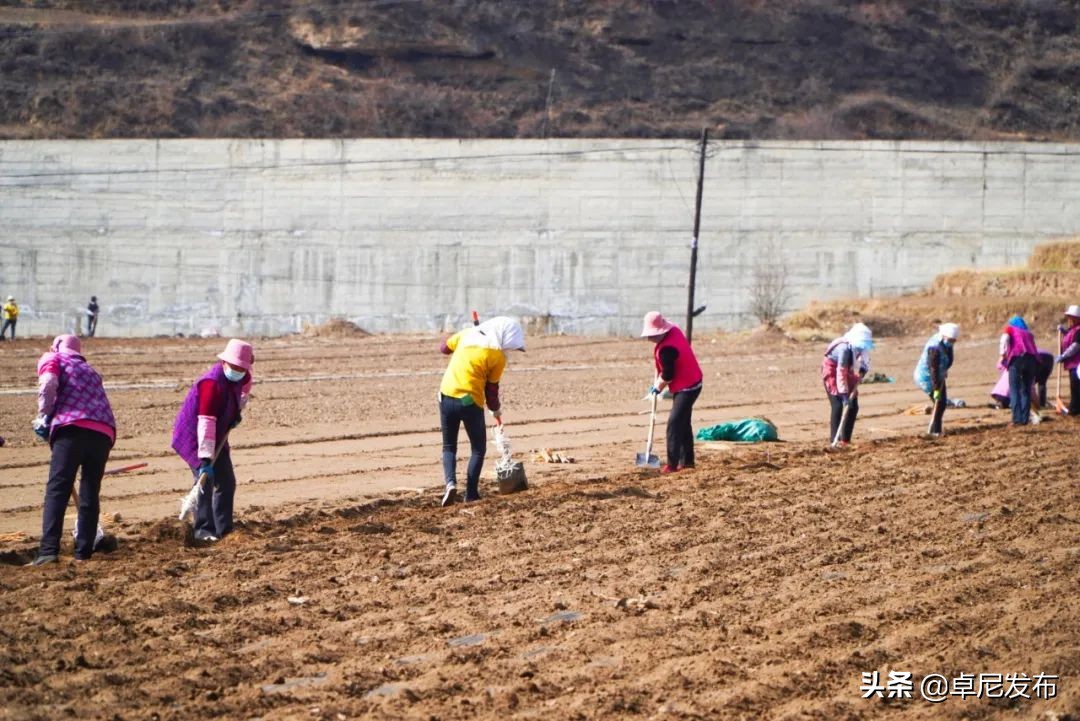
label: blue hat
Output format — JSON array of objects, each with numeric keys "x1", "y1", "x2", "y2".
[{"x1": 1007, "y1": 315, "x2": 1028, "y2": 330}]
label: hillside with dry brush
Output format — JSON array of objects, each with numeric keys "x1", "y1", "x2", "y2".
[
  {"x1": 2, "y1": 0, "x2": 1080, "y2": 140},
  {"x1": 784, "y1": 239, "x2": 1080, "y2": 340}
]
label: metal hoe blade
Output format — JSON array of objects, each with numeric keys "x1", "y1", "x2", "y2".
[{"x1": 635, "y1": 452, "x2": 661, "y2": 469}]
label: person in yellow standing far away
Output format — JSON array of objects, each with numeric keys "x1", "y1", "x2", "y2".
[{"x1": 1, "y1": 296, "x2": 18, "y2": 341}]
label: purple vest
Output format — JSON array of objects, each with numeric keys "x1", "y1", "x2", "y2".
[
  {"x1": 1064, "y1": 326, "x2": 1080, "y2": 371},
  {"x1": 49, "y1": 353, "x2": 116, "y2": 440},
  {"x1": 1003, "y1": 326, "x2": 1038, "y2": 363},
  {"x1": 171, "y1": 364, "x2": 242, "y2": 469}
]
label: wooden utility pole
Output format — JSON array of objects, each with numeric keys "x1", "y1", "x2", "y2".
[{"x1": 685, "y1": 128, "x2": 708, "y2": 344}]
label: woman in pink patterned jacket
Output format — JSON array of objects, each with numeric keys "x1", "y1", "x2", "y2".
[{"x1": 30, "y1": 334, "x2": 116, "y2": 566}]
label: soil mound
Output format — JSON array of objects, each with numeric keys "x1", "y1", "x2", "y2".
[
  {"x1": 1029, "y1": 241, "x2": 1080, "y2": 271},
  {"x1": 300, "y1": 318, "x2": 371, "y2": 338},
  {"x1": 784, "y1": 238, "x2": 1080, "y2": 338},
  {"x1": 144, "y1": 518, "x2": 195, "y2": 546}
]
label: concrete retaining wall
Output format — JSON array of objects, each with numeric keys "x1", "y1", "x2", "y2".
[{"x1": 2, "y1": 139, "x2": 1079, "y2": 337}]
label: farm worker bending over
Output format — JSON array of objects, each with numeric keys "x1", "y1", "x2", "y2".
[
  {"x1": 1, "y1": 295, "x2": 18, "y2": 340},
  {"x1": 914, "y1": 323, "x2": 959, "y2": 437},
  {"x1": 989, "y1": 349, "x2": 1053, "y2": 413},
  {"x1": 821, "y1": 323, "x2": 873, "y2": 446},
  {"x1": 438, "y1": 316, "x2": 526, "y2": 506},
  {"x1": 172, "y1": 339, "x2": 254, "y2": 542},
  {"x1": 30, "y1": 334, "x2": 116, "y2": 566},
  {"x1": 641, "y1": 311, "x2": 703, "y2": 474},
  {"x1": 1056, "y1": 305, "x2": 1080, "y2": 415},
  {"x1": 1000, "y1": 315, "x2": 1039, "y2": 426}
]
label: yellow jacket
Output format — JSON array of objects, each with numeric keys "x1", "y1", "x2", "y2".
[
  {"x1": 439, "y1": 331, "x2": 506, "y2": 408},
  {"x1": 1, "y1": 302, "x2": 17, "y2": 320}
]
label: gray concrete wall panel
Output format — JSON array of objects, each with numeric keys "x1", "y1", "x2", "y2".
[{"x1": 2, "y1": 139, "x2": 1080, "y2": 337}]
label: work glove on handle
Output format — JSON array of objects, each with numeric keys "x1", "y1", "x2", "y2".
[
  {"x1": 197, "y1": 460, "x2": 214, "y2": 481},
  {"x1": 31, "y1": 414, "x2": 49, "y2": 440},
  {"x1": 932, "y1": 389, "x2": 942, "y2": 401},
  {"x1": 838, "y1": 393, "x2": 849, "y2": 406},
  {"x1": 490, "y1": 408, "x2": 502, "y2": 422}
]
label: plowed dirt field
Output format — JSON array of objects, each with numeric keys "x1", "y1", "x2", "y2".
[{"x1": 0, "y1": 332, "x2": 1076, "y2": 720}]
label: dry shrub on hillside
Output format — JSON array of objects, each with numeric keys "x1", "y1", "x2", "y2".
[
  {"x1": 748, "y1": 240, "x2": 793, "y2": 326},
  {"x1": 1029, "y1": 240, "x2": 1080, "y2": 271}
]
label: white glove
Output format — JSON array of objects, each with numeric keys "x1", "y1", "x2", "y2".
[{"x1": 490, "y1": 408, "x2": 502, "y2": 420}]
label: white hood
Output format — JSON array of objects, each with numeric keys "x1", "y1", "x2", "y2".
[{"x1": 458, "y1": 316, "x2": 526, "y2": 352}]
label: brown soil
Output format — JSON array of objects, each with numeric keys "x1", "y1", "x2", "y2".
[
  {"x1": 3, "y1": 1, "x2": 1080, "y2": 140},
  {"x1": 1, "y1": 329, "x2": 1077, "y2": 719}
]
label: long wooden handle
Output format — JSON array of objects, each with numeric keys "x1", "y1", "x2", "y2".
[
  {"x1": 1057, "y1": 328, "x2": 1064, "y2": 401},
  {"x1": 103, "y1": 462, "x2": 148, "y2": 476},
  {"x1": 832, "y1": 402, "x2": 850, "y2": 447},
  {"x1": 927, "y1": 396, "x2": 942, "y2": 435},
  {"x1": 644, "y1": 393, "x2": 658, "y2": 456}
]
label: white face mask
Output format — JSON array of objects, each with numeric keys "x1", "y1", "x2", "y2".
[{"x1": 223, "y1": 366, "x2": 246, "y2": 383}]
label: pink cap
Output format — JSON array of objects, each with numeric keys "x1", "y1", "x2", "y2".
[
  {"x1": 640, "y1": 311, "x2": 674, "y2": 338},
  {"x1": 51, "y1": 334, "x2": 82, "y2": 355},
  {"x1": 217, "y1": 339, "x2": 255, "y2": 371}
]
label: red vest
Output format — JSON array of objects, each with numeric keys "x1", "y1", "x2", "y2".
[
  {"x1": 821, "y1": 338, "x2": 860, "y2": 396},
  {"x1": 653, "y1": 326, "x2": 703, "y2": 393}
]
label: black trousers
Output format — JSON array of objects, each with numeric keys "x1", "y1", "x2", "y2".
[
  {"x1": 40, "y1": 426, "x2": 111, "y2": 558},
  {"x1": 194, "y1": 445, "x2": 237, "y2": 539},
  {"x1": 827, "y1": 393, "x2": 859, "y2": 443},
  {"x1": 666, "y1": 386, "x2": 701, "y2": 468},
  {"x1": 928, "y1": 382, "x2": 947, "y2": 435}
]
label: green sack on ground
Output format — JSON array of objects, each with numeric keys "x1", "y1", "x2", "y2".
[{"x1": 695, "y1": 418, "x2": 778, "y2": 443}]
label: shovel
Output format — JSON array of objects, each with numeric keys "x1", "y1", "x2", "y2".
[
  {"x1": 635, "y1": 393, "x2": 662, "y2": 469},
  {"x1": 69, "y1": 462, "x2": 148, "y2": 546},
  {"x1": 178, "y1": 433, "x2": 230, "y2": 522}
]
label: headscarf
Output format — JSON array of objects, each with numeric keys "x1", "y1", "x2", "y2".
[
  {"x1": 1007, "y1": 315, "x2": 1028, "y2": 331},
  {"x1": 844, "y1": 322, "x2": 875, "y2": 351},
  {"x1": 938, "y1": 323, "x2": 960, "y2": 341},
  {"x1": 458, "y1": 316, "x2": 526, "y2": 352},
  {"x1": 37, "y1": 334, "x2": 82, "y2": 374},
  {"x1": 52, "y1": 334, "x2": 82, "y2": 355}
]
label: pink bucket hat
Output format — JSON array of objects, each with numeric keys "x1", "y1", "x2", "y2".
[
  {"x1": 640, "y1": 311, "x2": 674, "y2": 338},
  {"x1": 218, "y1": 339, "x2": 255, "y2": 371}
]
